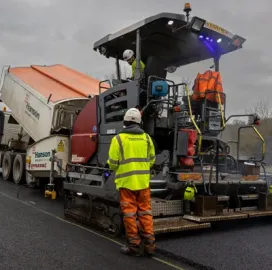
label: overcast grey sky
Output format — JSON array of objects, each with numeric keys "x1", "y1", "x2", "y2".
[{"x1": 1, "y1": 0, "x2": 271, "y2": 115}]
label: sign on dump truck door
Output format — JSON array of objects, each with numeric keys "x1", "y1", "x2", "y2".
[
  {"x1": 57, "y1": 140, "x2": 64, "y2": 152},
  {"x1": 26, "y1": 136, "x2": 69, "y2": 176},
  {"x1": 0, "y1": 75, "x2": 52, "y2": 142},
  {"x1": 27, "y1": 150, "x2": 51, "y2": 169}
]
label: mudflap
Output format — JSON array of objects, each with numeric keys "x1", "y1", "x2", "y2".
[
  {"x1": 258, "y1": 192, "x2": 272, "y2": 211},
  {"x1": 194, "y1": 195, "x2": 222, "y2": 216}
]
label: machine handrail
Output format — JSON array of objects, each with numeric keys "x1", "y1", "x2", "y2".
[
  {"x1": 183, "y1": 83, "x2": 203, "y2": 154},
  {"x1": 99, "y1": 80, "x2": 111, "y2": 95},
  {"x1": 203, "y1": 90, "x2": 226, "y2": 129},
  {"x1": 237, "y1": 125, "x2": 265, "y2": 163}
]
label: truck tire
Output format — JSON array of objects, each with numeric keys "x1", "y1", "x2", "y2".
[
  {"x1": 2, "y1": 152, "x2": 14, "y2": 181},
  {"x1": 0, "y1": 151, "x2": 4, "y2": 168},
  {"x1": 26, "y1": 171, "x2": 36, "y2": 187},
  {"x1": 13, "y1": 154, "x2": 26, "y2": 185}
]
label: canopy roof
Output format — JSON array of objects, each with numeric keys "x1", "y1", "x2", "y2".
[{"x1": 93, "y1": 12, "x2": 245, "y2": 68}]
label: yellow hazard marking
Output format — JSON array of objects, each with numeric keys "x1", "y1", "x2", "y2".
[
  {"x1": 205, "y1": 21, "x2": 229, "y2": 36},
  {"x1": 0, "y1": 191, "x2": 185, "y2": 270},
  {"x1": 57, "y1": 140, "x2": 64, "y2": 152}
]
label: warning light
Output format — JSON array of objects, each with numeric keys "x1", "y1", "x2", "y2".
[
  {"x1": 168, "y1": 20, "x2": 174, "y2": 25},
  {"x1": 253, "y1": 114, "x2": 261, "y2": 126},
  {"x1": 173, "y1": 106, "x2": 181, "y2": 112},
  {"x1": 231, "y1": 35, "x2": 246, "y2": 48},
  {"x1": 254, "y1": 119, "x2": 260, "y2": 126},
  {"x1": 199, "y1": 35, "x2": 214, "y2": 43},
  {"x1": 184, "y1": 3, "x2": 192, "y2": 13}
]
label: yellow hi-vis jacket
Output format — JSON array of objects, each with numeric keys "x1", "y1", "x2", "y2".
[
  {"x1": 107, "y1": 125, "x2": 155, "y2": 191},
  {"x1": 131, "y1": 59, "x2": 145, "y2": 79}
]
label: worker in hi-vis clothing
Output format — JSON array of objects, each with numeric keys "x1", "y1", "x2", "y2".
[
  {"x1": 123, "y1": 49, "x2": 145, "y2": 80},
  {"x1": 107, "y1": 108, "x2": 156, "y2": 256}
]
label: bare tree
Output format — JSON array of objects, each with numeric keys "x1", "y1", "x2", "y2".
[
  {"x1": 221, "y1": 100, "x2": 272, "y2": 159},
  {"x1": 233, "y1": 99, "x2": 272, "y2": 159},
  {"x1": 245, "y1": 100, "x2": 272, "y2": 119}
]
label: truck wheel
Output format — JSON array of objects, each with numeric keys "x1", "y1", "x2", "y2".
[
  {"x1": 26, "y1": 171, "x2": 36, "y2": 187},
  {"x1": 13, "y1": 154, "x2": 26, "y2": 185},
  {"x1": 0, "y1": 152, "x2": 4, "y2": 168},
  {"x1": 2, "y1": 152, "x2": 14, "y2": 181}
]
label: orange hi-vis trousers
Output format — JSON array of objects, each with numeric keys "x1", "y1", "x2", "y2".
[{"x1": 119, "y1": 188, "x2": 155, "y2": 253}]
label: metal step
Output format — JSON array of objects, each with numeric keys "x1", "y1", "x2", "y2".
[
  {"x1": 235, "y1": 206, "x2": 258, "y2": 211},
  {"x1": 150, "y1": 189, "x2": 167, "y2": 195},
  {"x1": 151, "y1": 199, "x2": 183, "y2": 217},
  {"x1": 217, "y1": 195, "x2": 229, "y2": 202},
  {"x1": 239, "y1": 194, "x2": 259, "y2": 201},
  {"x1": 153, "y1": 217, "x2": 210, "y2": 234},
  {"x1": 150, "y1": 180, "x2": 166, "y2": 185},
  {"x1": 183, "y1": 212, "x2": 248, "y2": 223}
]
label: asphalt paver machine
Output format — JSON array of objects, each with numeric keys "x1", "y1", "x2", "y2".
[{"x1": 63, "y1": 5, "x2": 272, "y2": 235}]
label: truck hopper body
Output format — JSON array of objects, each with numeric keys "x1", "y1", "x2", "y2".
[
  {"x1": 0, "y1": 64, "x2": 105, "y2": 187},
  {"x1": 1, "y1": 64, "x2": 98, "y2": 142}
]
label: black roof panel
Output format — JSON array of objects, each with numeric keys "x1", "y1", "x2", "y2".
[{"x1": 93, "y1": 12, "x2": 245, "y2": 68}]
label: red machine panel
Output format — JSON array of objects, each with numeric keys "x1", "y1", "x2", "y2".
[
  {"x1": 179, "y1": 129, "x2": 197, "y2": 167},
  {"x1": 71, "y1": 96, "x2": 98, "y2": 164}
]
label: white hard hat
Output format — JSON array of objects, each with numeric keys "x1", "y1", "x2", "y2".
[
  {"x1": 124, "y1": 108, "x2": 141, "y2": 124},
  {"x1": 123, "y1": 49, "x2": 134, "y2": 61}
]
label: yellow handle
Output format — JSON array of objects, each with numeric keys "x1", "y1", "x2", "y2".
[
  {"x1": 217, "y1": 92, "x2": 225, "y2": 128},
  {"x1": 184, "y1": 84, "x2": 202, "y2": 154}
]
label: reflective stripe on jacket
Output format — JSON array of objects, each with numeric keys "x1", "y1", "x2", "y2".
[
  {"x1": 107, "y1": 125, "x2": 155, "y2": 191},
  {"x1": 131, "y1": 60, "x2": 145, "y2": 79}
]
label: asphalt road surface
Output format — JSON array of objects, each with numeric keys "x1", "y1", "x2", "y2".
[
  {"x1": 1, "y1": 180, "x2": 272, "y2": 270},
  {"x1": 0, "y1": 180, "x2": 188, "y2": 270}
]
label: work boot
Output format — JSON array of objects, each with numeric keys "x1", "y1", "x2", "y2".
[
  {"x1": 120, "y1": 245, "x2": 142, "y2": 257},
  {"x1": 144, "y1": 245, "x2": 156, "y2": 257}
]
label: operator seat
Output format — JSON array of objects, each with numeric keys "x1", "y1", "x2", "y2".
[{"x1": 143, "y1": 56, "x2": 167, "y2": 83}]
